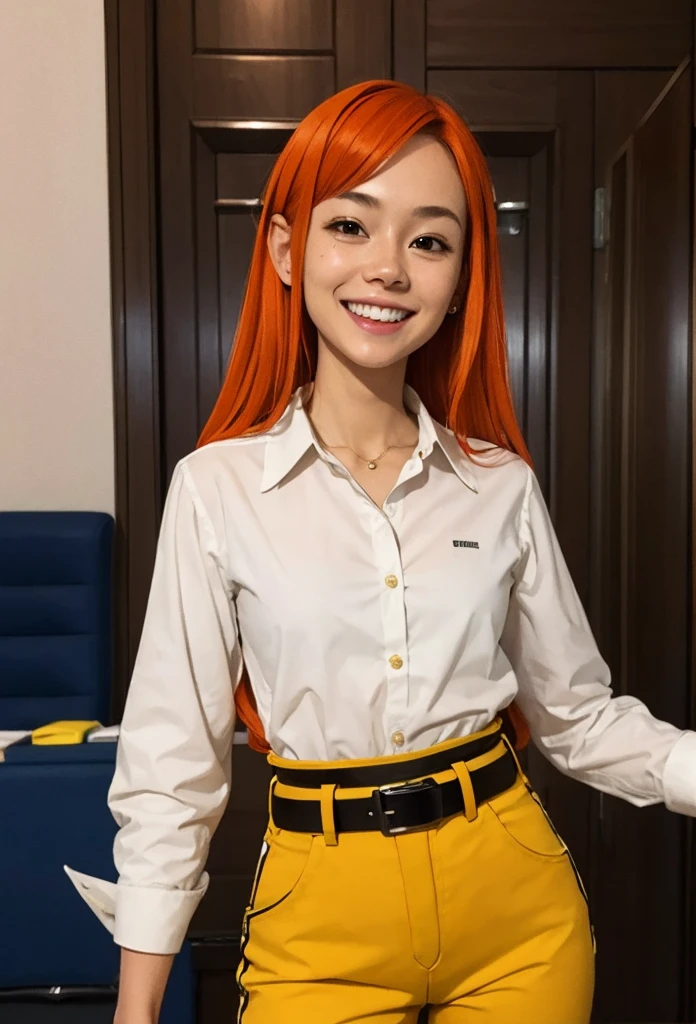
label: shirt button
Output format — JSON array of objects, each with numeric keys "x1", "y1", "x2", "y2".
[
  {"x1": 392, "y1": 731, "x2": 405, "y2": 746},
  {"x1": 389, "y1": 654, "x2": 403, "y2": 670},
  {"x1": 418, "y1": 450, "x2": 424, "y2": 458},
  {"x1": 384, "y1": 574, "x2": 399, "y2": 588}
]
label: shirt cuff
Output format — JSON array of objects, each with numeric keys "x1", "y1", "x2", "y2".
[
  {"x1": 64, "y1": 864, "x2": 209, "y2": 954},
  {"x1": 662, "y1": 731, "x2": 696, "y2": 816}
]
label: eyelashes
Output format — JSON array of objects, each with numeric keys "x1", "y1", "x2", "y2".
[{"x1": 325, "y1": 218, "x2": 454, "y2": 254}]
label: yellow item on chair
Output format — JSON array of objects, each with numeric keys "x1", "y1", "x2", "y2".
[{"x1": 31, "y1": 720, "x2": 102, "y2": 745}]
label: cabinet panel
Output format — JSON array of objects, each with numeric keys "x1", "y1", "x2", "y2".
[
  {"x1": 428, "y1": 0, "x2": 691, "y2": 69},
  {"x1": 192, "y1": 54, "x2": 335, "y2": 120},
  {"x1": 195, "y1": 0, "x2": 333, "y2": 52}
]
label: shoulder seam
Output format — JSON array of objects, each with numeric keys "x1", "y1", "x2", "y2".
[
  {"x1": 519, "y1": 463, "x2": 534, "y2": 551},
  {"x1": 179, "y1": 434, "x2": 269, "y2": 464}
]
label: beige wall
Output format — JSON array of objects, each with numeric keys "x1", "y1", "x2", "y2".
[{"x1": 0, "y1": 1, "x2": 115, "y2": 514}]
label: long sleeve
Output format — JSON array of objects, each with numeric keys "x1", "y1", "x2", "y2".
[
  {"x1": 499, "y1": 464, "x2": 696, "y2": 816},
  {"x1": 64, "y1": 459, "x2": 243, "y2": 953}
]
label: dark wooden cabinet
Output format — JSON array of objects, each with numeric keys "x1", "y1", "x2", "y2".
[{"x1": 105, "y1": 2, "x2": 694, "y2": 1020}]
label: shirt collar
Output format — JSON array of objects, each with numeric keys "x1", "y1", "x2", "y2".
[{"x1": 260, "y1": 382, "x2": 479, "y2": 494}]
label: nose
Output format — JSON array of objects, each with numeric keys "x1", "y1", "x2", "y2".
[{"x1": 361, "y1": 234, "x2": 409, "y2": 290}]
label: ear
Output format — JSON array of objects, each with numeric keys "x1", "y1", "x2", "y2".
[
  {"x1": 266, "y1": 213, "x2": 292, "y2": 286},
  {"x1": 451, "y1": 262, "x2": 471, "y2": 309}
]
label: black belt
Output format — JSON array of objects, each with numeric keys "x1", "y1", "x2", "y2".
[{"x1": 270, "y1": 732, "x2": 519, "y2": 837}]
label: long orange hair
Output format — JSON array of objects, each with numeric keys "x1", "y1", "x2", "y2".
[{"x1": 198, "y1": 80, "x2": 531, "y2": 753}]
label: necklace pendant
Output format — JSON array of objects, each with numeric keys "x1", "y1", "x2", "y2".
[{"x1": 367, "y1": 461, "x2": 377, "y2": 470}]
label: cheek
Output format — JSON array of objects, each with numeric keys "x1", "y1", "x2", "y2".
[
  {"x1": 415, "y1": 261, "x2": 461, "y2": 309},
  {"x1": 303, "y1": 244, "x2": 353, "y2": 297},
  {"x1": 302, "y1": 252, "x2": 341, "y2": 328}
]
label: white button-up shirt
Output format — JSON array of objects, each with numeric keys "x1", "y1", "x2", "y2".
[{"x1": 64, "y1": 382, "x2": 696, "y2": 954}]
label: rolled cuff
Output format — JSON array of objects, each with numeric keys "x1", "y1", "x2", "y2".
[
  {"x1": 662, "y1": 730, "x2": 696, "y2": 816},
  {"x1": 63, "y1": 864, "x2": 209, "y2": 954}
]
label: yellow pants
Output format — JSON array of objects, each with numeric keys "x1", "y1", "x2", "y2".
[{"x1": 236, "y1": 723, "x2": 595, "y2": 1022}]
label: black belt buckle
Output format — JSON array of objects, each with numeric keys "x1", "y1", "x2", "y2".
[{"x1": 370, "y1": 776, "x2": 444, "y2": 836}]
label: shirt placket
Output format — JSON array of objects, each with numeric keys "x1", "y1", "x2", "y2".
[
  {"x1": 371, "y1": 508, "x2": 410, "y2": 752},
  {"x1": 319, "y1": 448, "x2": 427, "y2": 754}
]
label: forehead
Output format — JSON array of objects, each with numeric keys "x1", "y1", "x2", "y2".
[{"x1": 342, "y1": 134, "x2": 465, "y2": 210}]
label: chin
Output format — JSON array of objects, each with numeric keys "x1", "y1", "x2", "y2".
[{"x1": 340, "y1": 346, "x2": 413, "y2": 371}]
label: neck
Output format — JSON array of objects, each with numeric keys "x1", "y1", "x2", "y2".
[{"x1": 305, "y1": 346, "x2": 418, "y2": 454}]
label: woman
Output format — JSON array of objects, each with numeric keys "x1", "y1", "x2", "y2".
[{"x1": 65, "y1": 80, "x2": 696, "y2": 1023}]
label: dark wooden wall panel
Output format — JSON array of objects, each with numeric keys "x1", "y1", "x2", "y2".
[
  {"x1": 194, "y1": 131, "x2": 222, "y2": 427},
  {"x1": 335, "y1": 0, "x2": 392, "y2": 86},
  {"x1": 105, "y1": 0, "x2": 162, "y2": 719},
  {"x1": 428, "y1": 69, "x2": 558, "y2": 127},
  {"x1": 630, "y1": 69, "x2": 690, "y2": 726},
  {"x1": 427, "y1": 0, "x2": 692, "y2": 69},
  {"x1": 489, "y1": 157, "x2": 530, "y2": 431},
  {"x1": 194, "y1": 0, "x2": 333, "y2": 52},
  {"x1": 594, "y1": 69, "x2": 675, "y2": 178},
  {"x1": 158, "y1": 0, "x2": 199, "y2": 479},
  {"x1": 192, "y1": 55, "x2": 335, "y2": 119},
  {"x1": 589, "y1": 63, "x2": 692, "y2": 1023},
  {"x1": 551, "y1": 71, "x2": 594, "y2": 605},
  {"x1": 393, "y1": 0, "x2": 425, "y2": 90}
]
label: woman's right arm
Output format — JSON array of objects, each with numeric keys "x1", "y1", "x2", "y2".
[
  {"x1": 113, "y1": 949, "x2": 175, "y2": 1024},
  {"x1": 63, "y1": 458, "x2": 243, "y2": 1021}
]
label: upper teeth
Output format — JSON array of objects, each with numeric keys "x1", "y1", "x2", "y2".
[{"x1": 346, "y1": 302, "x2": 410, "y2": 322}]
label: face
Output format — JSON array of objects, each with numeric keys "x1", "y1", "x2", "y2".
[{"x1": 268, "y1": 133, "x2": 467, "y2": 372}]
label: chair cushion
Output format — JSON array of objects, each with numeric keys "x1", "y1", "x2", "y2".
[
  {"x1": 0, "y1": 754, "x2": 119, "y2": 987},
  {"x1": 0, "y1": 513, "x2": 114, "y2": 729}
]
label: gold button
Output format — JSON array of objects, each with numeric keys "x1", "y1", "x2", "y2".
[
  {"x1": 392, "y1": 731, "x2": 405, "y2": 746},
  {"x1": 418, "y1": 450, "x2": 424, "y2": 458},
  {"x1": 389, "y1": 654, "x2": 403, "y2": 670},
  {"x1": 384, "y1": 574, "x2": 399, "y2": 588}
]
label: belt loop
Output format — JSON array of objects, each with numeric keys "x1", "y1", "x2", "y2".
[
  {"x1": 267, "y1": 775, "x2": 280, "y2": 834},
  {"x1": 451, "y1": 760, "x2": 478, "y2": 822},
  {"x1": 320, "y1": 784, "x2": 339, "y2": 846},
  {"x1": 500, "y1": 730, "x2": 529, "y2": 784}
]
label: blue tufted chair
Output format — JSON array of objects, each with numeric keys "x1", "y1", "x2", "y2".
[{"x1": 0, "y1": 512, "x2": 195, "y2": 1022}]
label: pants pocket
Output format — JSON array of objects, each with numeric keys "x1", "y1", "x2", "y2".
[
  {"x1": 487, "y1": 780, "x2": 596, "y2": 953},
  {"x1": 250, "y1": 827, "x2": 320, "y2": 915},
  {"x1": 486, "y1": 780, "x2": 568, "y2": 860},
  {"x1": 526, "y1": 785, "x2": 597, "y2": 955},
  {"x1": 237, "y1": 827, "x2": 323, "y2": 1015}
]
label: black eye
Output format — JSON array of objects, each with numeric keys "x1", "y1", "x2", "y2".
[
  {"x1": 329, "y1": 219, "x2": 364, "y2": 236},
  {"x1": 412, "y1": 236, "x2": 450, "y2": 253}
]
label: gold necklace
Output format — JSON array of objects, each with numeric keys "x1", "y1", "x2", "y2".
[
  {"x1": 322, "y1": 438, "x2": 418, "y2": 470},
  {"x1": 307, "y1": 396, "x2": 419, "y2": 470}
]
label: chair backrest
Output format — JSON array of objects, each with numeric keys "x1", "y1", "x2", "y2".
[{"x1": 0, "y1": 512, "x2": 114, "y2": 729}]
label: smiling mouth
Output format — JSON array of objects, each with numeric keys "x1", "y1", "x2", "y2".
[{"x1": 341, "y1": 300, "x2": 415, "y2": 324}]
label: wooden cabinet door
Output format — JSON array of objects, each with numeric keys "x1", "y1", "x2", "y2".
[{"x1": 590, "y1": 63, "x2": 692, "y2": 1023}]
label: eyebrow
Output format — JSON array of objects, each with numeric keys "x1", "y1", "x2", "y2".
[{"x1": 335, "y1": 190, "x2": 463, "y2": 230}]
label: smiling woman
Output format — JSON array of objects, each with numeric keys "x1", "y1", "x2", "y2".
[
  {"x1": 279, "y1": 135, "x2": 466, "y2": 358},
  {"x1": 64, "y1": 79, "x2": 696, "y2": 1024},
  {"x1": 198, "y1": 84, "x2": 522, "y2": 461}
]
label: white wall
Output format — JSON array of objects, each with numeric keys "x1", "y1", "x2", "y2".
[{"x1": 0, "y1": 0, "x2": 115, "y2": 514}]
